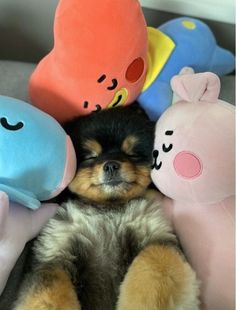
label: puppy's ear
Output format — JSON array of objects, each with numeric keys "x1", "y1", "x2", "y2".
[
  {"x1": 128, "y1": 102, "x2": 150, "y2": 118},
  {"x1": 61, "y1": 116, "x2": 80, "y2": 135}
]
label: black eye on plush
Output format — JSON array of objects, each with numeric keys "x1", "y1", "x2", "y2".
[{"x1": 0, "y1": 117, "x2": 24, "y2": 131}]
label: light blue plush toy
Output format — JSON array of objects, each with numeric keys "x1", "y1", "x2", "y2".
[
  {"x1": 138, "y1": 17, "x2": 235, "y2": 121},
  {"x1": 0, "y1": 96, "x2": 76, "y2": 209}
]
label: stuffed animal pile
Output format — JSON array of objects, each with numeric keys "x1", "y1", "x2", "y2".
[
  {"x1": 151, "y1": 67, "x2": 235, "y2": 310},
  {"x1": 29, "y1": 0, "x2": 148, "y2": 122},
  {"x1": 0, "y1": 0, "x2": 235, "y2": 307},
  {"x1": 29, "y1": 0, "x2": 235, "y2": 122},
  {"x1": 138, "y1": 17, "x2": 235, "y2": 120}
]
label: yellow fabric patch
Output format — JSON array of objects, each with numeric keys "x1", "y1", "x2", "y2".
[
  {"x1": 182, "y1": 20, "x2": 196, "y2": 29},
  {"x1": 107, "y1": 88, "x2": 128, "y2": 108},
  {"x1": 142, "y1": 27, "x2": 175, "y2": 92}
]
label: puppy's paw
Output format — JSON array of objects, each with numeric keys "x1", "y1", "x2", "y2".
[
  {"x1": 13, "y1": 269, "x2": 81, "y2": 310},
  {"x1": 117, "y1": 245, "x2": 200, "y2": 310}
]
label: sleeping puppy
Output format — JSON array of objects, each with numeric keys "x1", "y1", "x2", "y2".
[{"x1": 14, "y1": 105, "x2": 199, "y2": 310}]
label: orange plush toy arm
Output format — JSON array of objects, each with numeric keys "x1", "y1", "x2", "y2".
[{"x1": 29, "y1": 0, "x2": 148, "y2": 123}]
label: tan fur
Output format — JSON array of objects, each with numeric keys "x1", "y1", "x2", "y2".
[
  {"x1": 117, "y1": 245, "x2": 199, "y2": 310},
  {"x1": 14, "y1": 269, "x2": 81, "y2": 310},
  {"x1": 144, "y1": 189, "x2": 164, "y2": 202},
  {"x1": 122, "y1": 135, "x2": 138, "y2": 155},
  {"x1": 12, "y1": 108, "x2": 200, "y2": 310},
  {"x1": 69, "y1": 162, "x2": 151, "y2": 203},
  {"x1": 83, "y1": 139, "x2": 102, "y2": 156},
  {"x1": 69, "y1": 165, "x2": 98, "y2": 198}
]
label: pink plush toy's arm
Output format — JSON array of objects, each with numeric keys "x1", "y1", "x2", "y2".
[{"x1": 0, "y1": 192, "x2": 57, "y2": 295}]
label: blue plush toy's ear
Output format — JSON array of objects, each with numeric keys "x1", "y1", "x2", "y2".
[
  {"x1": 0, "y1": 184, "x2": 40, "y2": 210},
  {"x1": 209, "y1": 46, "x2": 236, "y2": 76}
]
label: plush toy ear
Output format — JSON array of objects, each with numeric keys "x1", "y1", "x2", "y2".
[
  {"x1": 171, "y1": 68, "x2": 221, "y2": 103},
  {"x1": 171, "y1": 67, "x2": 195, "y2": 104}
]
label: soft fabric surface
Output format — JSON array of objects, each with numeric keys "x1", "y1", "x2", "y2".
[
  {"x1": 0, "y1": 193, "x2": 57, "y2": 296},
  {"x1": 0, "y1": 95, "x2": 76, "y2": 209},
  {"x1": 29, "y1": 12, "x2": 235, "y2": 123},
  {"x1": 0, "y1": 61, "x2": 234, "y2": 310},
  {"x1": 151, "y1": 68, "x2": 235, "y2": 310},
  {"x1": 29, "y1": 0, "x2": 148, "y2": 123},
  {"x1": 0, "y1": 61, "x2": 35, "y2": 101},
  {"x1": 0, "y1": 60, "x2": 234, "y2": 107},
  {"x1": 138, "y1": 17, "x2": 235, "y2": 120}
]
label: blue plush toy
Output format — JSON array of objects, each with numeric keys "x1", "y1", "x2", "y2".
[
  {"x1": 0, "y1": 96, "x2": 76, "y2": 209},
  {"x1": 138, "y1": 17, "x2": 235, "y2": 120}
]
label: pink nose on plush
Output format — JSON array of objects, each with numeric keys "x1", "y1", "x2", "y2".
[{"x1": 174, "y1": 151, "x2": 202, "y2": 179}]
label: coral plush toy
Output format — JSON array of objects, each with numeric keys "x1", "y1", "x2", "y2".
[
  {"x1": 151, "y1": 68, "x2": 235, "y2": 309},
  {"x1": 0, "y1": 96, "x2": 76, "y2": 209},
  {"x1": 29, "y1": 0, "x2": 148, "y2": 123},
  {"x1": 29, "y1": 0, "x2": 235, "y2": 123},
  {"x1": 138, "y1": 17, "x2": 235, "y2": 120},
  {"x1": 0, "y1": 96, "x2": 76, "y2": 295}
]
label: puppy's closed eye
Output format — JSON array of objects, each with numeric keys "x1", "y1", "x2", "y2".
[
  {"x1": 65, "y1": 106, "x2": 155, "y2": 203},
  {"x1": 82, "y1": 139, "x2": 102, "y2": 161},
  {"x1": 84, "y1": 154, "x2": 98, "y2": 161},
  {"x1": 127, "y1": 154, "x2": 140, "y2": 159}
]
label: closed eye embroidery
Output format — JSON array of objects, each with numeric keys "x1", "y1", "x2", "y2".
[
  {"x1": 0, "y1": 117, "x2": 24, "y2": 131},
  {"x1": 107, "y1": 79, "x2": 118, "y2": 90}
]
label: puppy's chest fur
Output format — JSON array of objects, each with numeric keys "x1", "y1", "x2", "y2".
[{"x1": 34, "y1": 198, "x2": 176, "y2": 309}]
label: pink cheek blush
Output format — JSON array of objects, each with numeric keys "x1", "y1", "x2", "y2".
[{"x1": 173, "y1": 151, "x2": 203, "y2": 179}]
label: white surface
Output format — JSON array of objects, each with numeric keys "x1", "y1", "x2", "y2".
[{"x1": 140, "y1": 0, "x2": 235, "y2": 24}]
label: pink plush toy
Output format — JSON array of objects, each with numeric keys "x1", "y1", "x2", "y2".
[
  {"x1": 0, "y1": 193, "x2": 58, "y2": 295},
  {"x1": 151, "y1": 68, "x2": 235, "y2": 310}
]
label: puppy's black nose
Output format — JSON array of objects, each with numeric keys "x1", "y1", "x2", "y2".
[{"x1": 103, "y1": 161, "x2": 120, "y2": 175}]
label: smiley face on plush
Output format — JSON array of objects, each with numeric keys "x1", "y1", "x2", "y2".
[
  {"x1": 84, "y1": 58, "x2": 145, "y2": 112},
  {"x1": 70, "y1": 56, "x2": 146, "y2": 113},
  {"x1": 0, "y1": 96, "x2": 76, "y2": 210},
  {"x1": 151, "y1": 68, "x2": 235, "y2": 310},
  {"x1": 151, "y1": 68, "x2": 234, "y2": 203},
  {"x1": 29, "y1": 0, "x2": 148, "y2": 122}
]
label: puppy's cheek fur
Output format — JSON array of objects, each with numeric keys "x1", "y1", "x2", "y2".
[
  {"x1": 69, "y1": 165, "x2": 102, "y2": 191},
  {"x1": 69, "y1": 167, "x2": 92, "y2": 194},
  {"x1": 121, "y1": 163, "x2": 150, "y2": 184},
  {"x1": 69, "y1": 163, "x2": 151, "y2": 203},
  {"x1": 121, "y1": 164, "x2": 151, "y2": 200},
  {"x1": 135, "y1": 166, "x2": 152, "y2": 189},
  {"x1": 69, "y1": 165, "x2": 108, "y2": 203}
]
